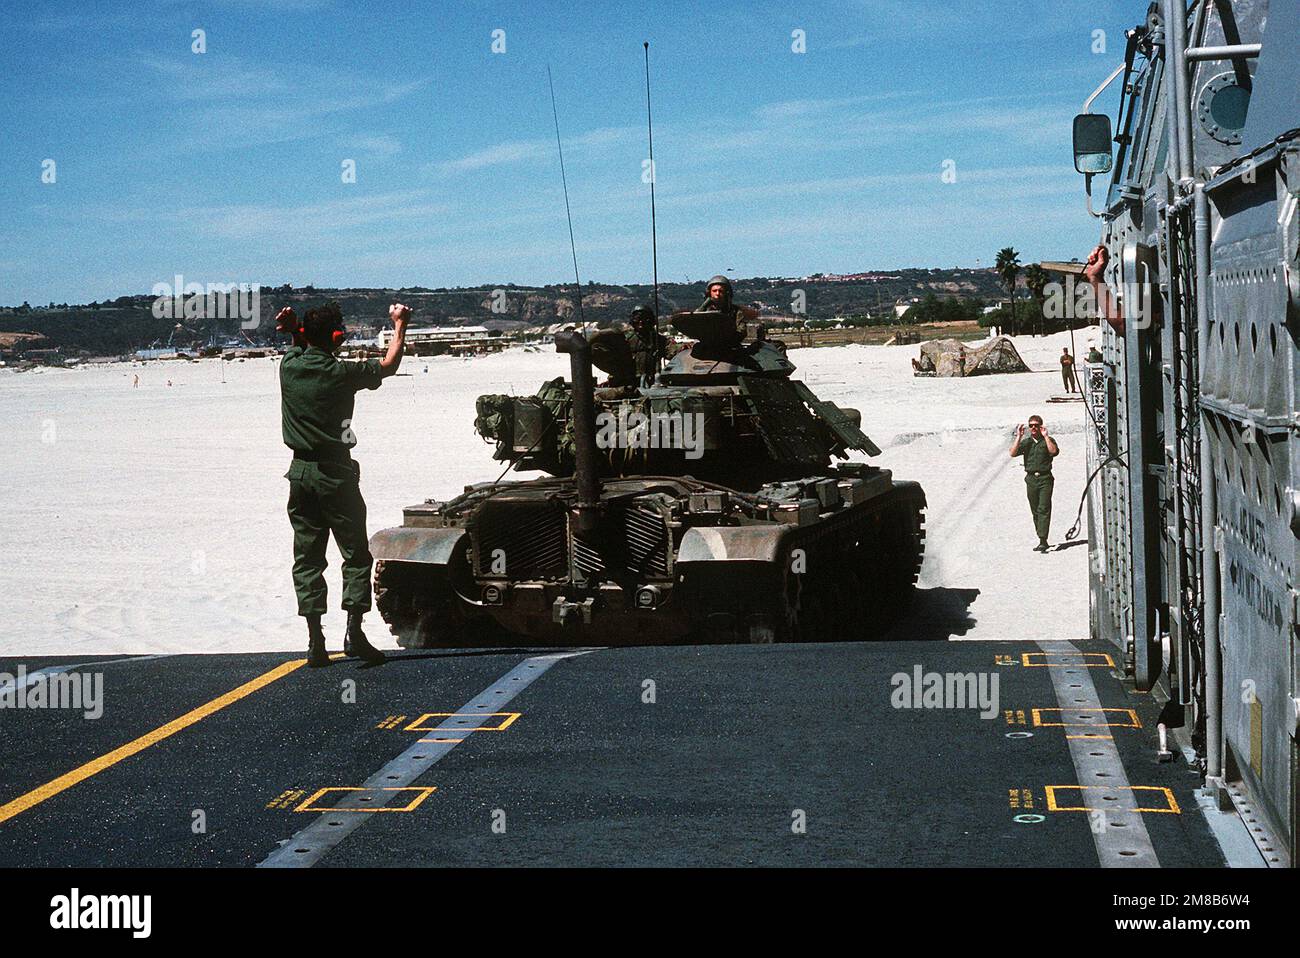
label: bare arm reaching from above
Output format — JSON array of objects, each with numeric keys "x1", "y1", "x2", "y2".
[
  {"x1": 380, "y1": 303, "x2": 411, "y2": 377},
  {"x1": 1084, "y1": 244, "x2": 1123, "y2": 334}
]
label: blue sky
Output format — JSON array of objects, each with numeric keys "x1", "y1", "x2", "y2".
[{"x1": 1, "y1": 0, "x2": 1137, "y2": 305}]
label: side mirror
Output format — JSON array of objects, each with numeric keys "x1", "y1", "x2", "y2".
[{"x1": 1072, "y1": 113, "x2": 1114, "y2": 174}]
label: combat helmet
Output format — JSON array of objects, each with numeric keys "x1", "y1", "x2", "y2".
[
  {"x1": 704, "y1": 274, "x2": 734, "y2": 309},
  {"x1": 630, "y1": 304, "x2": 656, "y2": 326}
]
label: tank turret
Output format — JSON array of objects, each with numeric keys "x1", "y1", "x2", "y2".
[{"x1": 469, "y1": 306, "x2": 878, "y2": 485}]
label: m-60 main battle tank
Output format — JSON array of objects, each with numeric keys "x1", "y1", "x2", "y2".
[{"x1": 370, "y1": 284, "x2": 925, "y2": 647}]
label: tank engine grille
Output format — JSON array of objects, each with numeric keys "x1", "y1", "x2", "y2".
[
  {"x1": 471, "y1": 500, "x2": 569, "y2": 580},
  {"x1": 572, "y1": 503, "x2": 672, "y2": 581}
]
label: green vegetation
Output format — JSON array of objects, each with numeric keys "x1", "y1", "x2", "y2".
[
  {"x1": 995, "y1": 247, "x2": 1022, "y2": 332},
  {"x1": 0, "y1": 268, "x2": 1009, "y2": 356},
  {"x1": 900, "y1": 292, "x2": 988, "y2": 325}
]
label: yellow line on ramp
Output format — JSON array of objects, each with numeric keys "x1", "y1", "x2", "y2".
[{"x1": 0, "y1": 658, "x2": 306, "y2": 826}]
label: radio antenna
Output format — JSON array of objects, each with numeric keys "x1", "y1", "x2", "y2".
[
  {"x1": 547, "y1": 66, "x2": 584, "y2": 328},
  {"x1": 643, "y1": 41, "x2": 661, "y2": 330}
]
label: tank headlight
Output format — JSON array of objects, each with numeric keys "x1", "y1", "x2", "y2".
[
  {"x1": 482, "y1": 584, "x2": 504, "y2": 605},
  {"x1": 635, "y1": 586, "x2": 661, "y2": 609}
]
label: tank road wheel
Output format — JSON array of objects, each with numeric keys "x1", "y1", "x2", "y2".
[
  {"x1": 746, "y1": 616, "x2": 779, "y2": 644},
  {"x1": 856, "y1": 509, "x2": 909, "y2": 636},
  {"x1": 797, "y1": 591, "x2": 831, "y2": 642},
  {"x1": 830, "y1": 565, "x2": 868, "y2": 641},
  {"x1": 850, "y1": 520, "x2": 889, "y2": 636}
]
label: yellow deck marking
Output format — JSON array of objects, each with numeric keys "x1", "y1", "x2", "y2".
[
  {"x1": 1032, "y1": 707, "x2": 1141, "y2": 728},
  {"x1": 1007, "y1": 787, "x2": 1035, "y2": 810},
  {"x1": 295, "y1": 786, "x2": 435, "y2": 813},
  {"x1": 1022, "y1": 651, "x2": 1115, "y2": 668},
  {"x1": 1044, "y1": 785, "x2": 1181, "y2": 814},
  {"x1": 0, "y1": 658, "x2": 306, "y2": 827},
  {"x1": 266, "y1": 789, "x2": 307, "y2": 810},
  {"x1": 404, "y1": 711, "x2": 521, "y2": 733}
]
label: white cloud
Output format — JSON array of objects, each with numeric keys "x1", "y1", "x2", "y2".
[
  {"x1": 342, "y1": 134, "x2": 402, "y2": 158},
  {"x1": 135, "y1": 57, "x2": 429, "y2": 154},
  {"x1": 430, "y1": 126, "x2": 638, "y2": 176},
  {"x1": 753, "y1": 92, "x2": 921, "y2": 122}
]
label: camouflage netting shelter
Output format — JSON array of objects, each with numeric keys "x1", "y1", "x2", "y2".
[{"x1": 913, "y1": 336, "x2": 1030, "y2": 377}]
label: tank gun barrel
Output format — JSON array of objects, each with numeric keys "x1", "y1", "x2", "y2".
[{"x1": 554, "y1": 330, "x2": 602, "y2": 534}]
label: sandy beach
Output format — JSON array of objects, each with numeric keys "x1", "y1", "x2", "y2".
[{"x1": 1, "y1": 330, "x2": 1090, "y2": 654}]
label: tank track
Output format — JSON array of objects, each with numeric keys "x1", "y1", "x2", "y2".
[
  {"x1": 724, "y1": 482, "x2": 925, "y2": 644},
  {"x1": 373, "y1": 559, "x2": 494, "y2": 649}
]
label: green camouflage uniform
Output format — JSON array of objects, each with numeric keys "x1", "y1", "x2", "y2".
[
  {"x1": 279, "y1": 345, "x2": 384, "y2": 616},
  {"x1": 626, "y1": 325, "x2": 667, "y2": 385},
  {"x1": 1014, "y1": 434, "x2": 1056, "y2": 544}
]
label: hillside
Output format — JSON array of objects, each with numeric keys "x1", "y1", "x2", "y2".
[{"x1": 0, "y1": 269, "x2": 1009, "y2": 356}]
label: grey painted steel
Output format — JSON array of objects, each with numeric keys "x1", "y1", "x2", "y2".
[
  {"x1": 1166, "y1": 0, "x2": 1194, "y2": 184},
  {"x1": 259, "y1": 651, "x2": 592, "y2": 868},
  {"x1": 1080, "y1": 0, "x2": 1296, "y2": 863},
  {"x1": 1239, "y1": 1, "x2": 1300, "y2": 148},
  {"x1": 1203, "y1": 150, "x2": 1299, "y2": 862},
  {"x1": 1161, "y1": 202, "x2": 1192, "y2": 706},
  {"x1": 1185, "y1": 44, "x2": 1260, "y2": 60},
  {"x1": 1194, "y1": 182, "x2": 1224, "y2": 784},
  {"x1": 1224, "y1": 778, "x2": 1291, "y2": 868},
  {"x1": 1083, "y1": 62, "x2": 1128, "y2": 115},
  {"x1": 1122, "y1": 241, "x2": 1160, "y2": 690},
  {"x1": 1194, "y1": 788, "x2": 1268, "y2": 867},
  {"x1": 1037, "y1": 641, "x2": 1161, "y2": 867}
]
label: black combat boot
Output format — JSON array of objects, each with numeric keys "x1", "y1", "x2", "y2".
[
  {"x1": 344, "y1": 609, "x2": 386, "y2": 664},
  {"x1": 306, "y1": 614, "x2": 330, "y2": 668}
]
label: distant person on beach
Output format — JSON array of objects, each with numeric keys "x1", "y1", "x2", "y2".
[
  {"x1": 275, "y1": 300, "x2": 409, "y2": 667},
  {"x1": 1059, "y1": 348, "x2": 1077, "y2": 393},
  {"x1": 1010, "y1": 414, "x2": 1059, "y2": 553}
]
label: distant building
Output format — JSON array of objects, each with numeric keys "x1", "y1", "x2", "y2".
[
  {"x1": 21, "y1": 348, "x2": 65, "y2": 366},
  {"x1": 379, "y1": 325, "x2": 504, "y2": 356},
  {"x1": 894, "y1": 298, "x2": 921, "y2": 319},
  {"x1": 378, "y1": 325, "x2": 489, "y2": 348},
  {"x1": 134, "y1": 347, "x2": 183, "y2": 360},
  {"x1": 0, "y1": 331, "x2": 50, "y2": 360}
]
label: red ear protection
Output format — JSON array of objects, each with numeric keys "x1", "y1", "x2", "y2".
[{"x1": 282, "y1": 319, "x2": 343, "y2": 349}]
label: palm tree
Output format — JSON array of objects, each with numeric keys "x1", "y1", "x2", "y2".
[
  {"x1": 995, "y1": 247, "x2": 1021, "y2": 335},
  {"x1": 1024, "y1": 263, "x2": 1049, "y2": 337}
]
